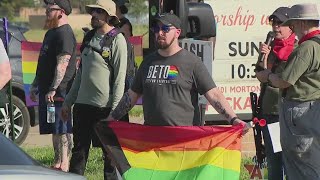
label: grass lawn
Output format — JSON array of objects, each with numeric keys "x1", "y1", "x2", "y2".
[{"x1": 24, "y1": 146, "x2": 252, "y2": 180}]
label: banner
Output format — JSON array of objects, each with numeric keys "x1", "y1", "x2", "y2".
[{"x1": 95, "y1": 121, "x2": 244, "y2": 180}]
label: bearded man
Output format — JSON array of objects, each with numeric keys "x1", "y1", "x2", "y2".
[
  {"x1": 107, "y1": 13, "x2": 250, "y2": 133},
  {"x1": 61, "y1": 0, "x2": 128, "y2": 179},
  {"x1": 30, "y1": 0, "x2": 76, "y2": 172}
]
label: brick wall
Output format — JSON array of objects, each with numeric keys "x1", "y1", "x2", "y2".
[{"x1": 241, "y1": 130, "x2": 256, "y2": 157}]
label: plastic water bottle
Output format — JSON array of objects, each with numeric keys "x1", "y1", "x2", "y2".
[{"x1": 47, "y1": 102, "x2": 55, "y2": 123}]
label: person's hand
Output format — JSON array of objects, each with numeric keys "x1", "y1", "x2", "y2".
[
  {"x1": 232, "y1": 119, "x2": 253, "y2": 135},
  {"x1": 103, "y1": 115, "x2": 117, "y2": 122},
  {"x1": 29, "y1": 85, "x2": 38, "y2": 102},
  {"x1": 255, "y1": 69, "x2": 271, "y2": 83},
  {"x1": 61, "y1": 104, "x2": 70, "y2": 122},
  {"x1": 260, "y1": 43, "x2": 271, "y2": 67},
  {"x1": 46, "y1": 90, "x2": 56, "y2": 103}
]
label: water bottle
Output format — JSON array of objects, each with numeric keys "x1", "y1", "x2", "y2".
[{"x1": 47, "y1": 102, "x2": 55, "y2": 123}]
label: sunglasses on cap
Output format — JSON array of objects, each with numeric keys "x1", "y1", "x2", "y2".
[
  {"x1": 270, "y1": 19, "x2": 284, "y2": 26},
  {"x1": 91, "y1": 8, "x2": 105, "y2": 14},
  {"x1": 151, "y1": 25, "x2": 175, "y2": 33}
]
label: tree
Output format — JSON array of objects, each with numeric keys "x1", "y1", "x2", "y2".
[{"x1": 127, "y1": 0, "x2": 148, "y2": 23}]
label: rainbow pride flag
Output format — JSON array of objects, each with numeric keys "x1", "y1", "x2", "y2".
[
  {"x1": 21, "y1": 36, "x2": 143, "y2": 107},
  {"x1": 95, "y1": 121, "x2": 243, "y2": 180},
  {"x1": 21, "y1": 41, "x2": 42, "y2": 107}
]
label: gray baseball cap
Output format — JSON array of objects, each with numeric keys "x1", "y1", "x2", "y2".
[
  {"x1": 282, "y1": 3, "x2": 320, "y2": 26},
  {"x1": 269, "y1": 7, "x2": 290, "y2": 22},
  {"x1": 153, "y1": 13, "x2": 182, "y2": 29},
  {"x1": 44, "y1": 0, "x2": 72, "y2": 15}
]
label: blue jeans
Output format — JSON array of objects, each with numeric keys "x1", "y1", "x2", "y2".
[{"x1": 262, "y1": 114, "x2": 284, "y2": 180}]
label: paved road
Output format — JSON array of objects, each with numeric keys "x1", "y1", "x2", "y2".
[{"x1": 22, "y1": 117, "x2": 144, "y2": 147}]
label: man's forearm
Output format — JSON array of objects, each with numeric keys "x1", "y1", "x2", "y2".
[
  {"x1": 50, "y1": 55, "x2": 70, "y2": 90},
  {"x1": 205, "y1": 88, "x2": 237, "y2": 122},
  {"x1": 269, "y1": 73, "x2": 291, "y2": 89},
  {"x1": 110, "y1": 90, "x2": 141, "y2": 120}
]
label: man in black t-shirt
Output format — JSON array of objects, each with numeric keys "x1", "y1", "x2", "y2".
[
  {"x1": 107, "y1": 13, "x2": 250, "y2": 132},
  {"x1": 29, "y1": 0, "x2": 76, "y2": 172}
]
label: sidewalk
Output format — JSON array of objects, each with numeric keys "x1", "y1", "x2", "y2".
[{"x1": 22, "y1": 117, "x2": 144, "y2": 147}]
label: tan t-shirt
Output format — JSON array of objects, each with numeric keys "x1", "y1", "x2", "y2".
[{"x1": 280, "y1": 36, "x2": 320, "y2": 102}]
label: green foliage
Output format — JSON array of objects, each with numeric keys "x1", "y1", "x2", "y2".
[
  {"x1": 0, "y1": 0, "x2": 34, "y2": 20},
  {"x1": 0, "y1": 0, "x2": 16, "y2": 20},
  {"x1": 129, "y1": 106, "x2": 143, "y2": 117},
  {"x1": 127, "y1": 0, "x2": 148, "y2": 21},
  {"x1": 24, "y1": 147, "x2": 104, "y2": 180}
]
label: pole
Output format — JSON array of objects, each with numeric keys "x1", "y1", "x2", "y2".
[{"x1": 2, "y1": 17, "x2": 15, "y2": 141}]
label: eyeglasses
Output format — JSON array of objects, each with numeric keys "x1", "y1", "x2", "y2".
[
  {"x1": 46, "y1": 8, "x2": 62, "y2": 13},
  {"x1": 270, "y1": 19, "x2": 284, "y2": 26},
  {"x1": 91, "y1": 8, "x2": 105, "y2": 14},
  {"x1": 151, "y1": 25, "x2": 175, "y2": 33}
]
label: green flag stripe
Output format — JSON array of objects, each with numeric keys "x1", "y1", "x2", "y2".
[
  {"x1": 123, "y1": 164, "x2": 240, "y2": 180},
  {"x1": 23, "y1": 73, "x2": 35, "y2": 84}
]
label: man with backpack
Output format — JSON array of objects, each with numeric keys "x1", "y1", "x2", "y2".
[{"x1": 61, "y1": 0, "x2": 128, "y2": 178}]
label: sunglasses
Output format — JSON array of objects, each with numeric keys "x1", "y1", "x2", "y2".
[
  {"x1": 91, "y1": 8, "x2": 105, "y2": 14},
  {"x1": 270, "y1": 19, "x2": 284, "y2": 26},
  {"x1": 151, "y1": 25, "x2": 175, "y2": 33},
  {"x1": 46, "y1": 7, "x2": 62, "y2": 13}
]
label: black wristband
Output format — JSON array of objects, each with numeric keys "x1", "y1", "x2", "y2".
[{"x1": 230, "y1": 117, "x2": 239, "y2": 125}]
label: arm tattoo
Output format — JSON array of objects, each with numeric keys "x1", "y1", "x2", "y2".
[
  {"x1": 212, "y1": 101, "x2": 231, "y2": 120},
  {"x1": 51, "y1": 55, "x2": 70, "y2": 90},
  {"x1": 111, "y1": 92, "x2": 134, "y2": 120}
]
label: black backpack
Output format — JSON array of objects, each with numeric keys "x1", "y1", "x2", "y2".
[{"x1": 80, "y1": 28, "x2": 137, "y2": 92}]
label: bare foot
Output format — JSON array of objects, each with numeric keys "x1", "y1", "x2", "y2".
[
  {"x1": 60, "y1": 162, "x2": 69, "y2": 172},
  {"x1": 52, "y1": 163, "x2": 61, "y2": 169}
]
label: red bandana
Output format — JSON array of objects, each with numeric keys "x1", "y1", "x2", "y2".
[
  {"x1": 298, "y1": 30, "x2": 320, "y2": 45},
  {"x1": 272, "y1": 33, "x2": 296, "y2": 61}
]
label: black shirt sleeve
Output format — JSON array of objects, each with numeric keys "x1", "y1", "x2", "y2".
[
  {"x1": 130, "y1": 60, "x2": 145, "y2": 94},
  {"x1": 193, "y1": 60, "x2": 216, "y2": 95},
  {"x1": 56, "y1": 27, "x2": 75, "y2": 56}
]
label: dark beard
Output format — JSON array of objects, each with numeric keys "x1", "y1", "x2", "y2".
[
  {"x1": 91, "y1": 17, "x2": 104, "y2": 29},
  {"x1": 43, "y1": 16, "x2": 59, "y2": 30},
  {"x1": 157, "y1": 37, "x2": 175, "y2": 49}
]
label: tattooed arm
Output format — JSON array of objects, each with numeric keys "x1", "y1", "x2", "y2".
[
  {"x1": 46, "y1": 54, "x2": 71, "y2": 102},
  {"x1": 204, "y1": 87, "x2": 244, "y2": 126},
  {"x1": 107, "y1": 89, "x2": 142, "y2": 121}
]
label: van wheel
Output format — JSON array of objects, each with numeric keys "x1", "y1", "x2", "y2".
[{"x1": 0, "y1": 96, "x2": 30, "y2": 145}]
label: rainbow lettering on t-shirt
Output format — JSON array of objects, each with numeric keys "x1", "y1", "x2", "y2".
[{"x1": 168, "y1": 65, "x2": 179, "y2": 80}]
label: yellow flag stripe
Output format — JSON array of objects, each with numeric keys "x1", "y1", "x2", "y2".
[
  {"x1": 22, "y1": 62, "x2": 38, "y2": 73},
  {"x1": 124, "y1": 147, "x2": 241, "y2": 172}
]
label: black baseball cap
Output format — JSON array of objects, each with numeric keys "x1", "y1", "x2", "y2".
[
  {"x1": 44, "y1": 0, "x2": 72, "y2": 15},
  {"x1": 269, "y1": 7, "x2": 290, "y2": 22},
  {"x1": 153, "y1": 13, "x2": 182, "y2": 29}
]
